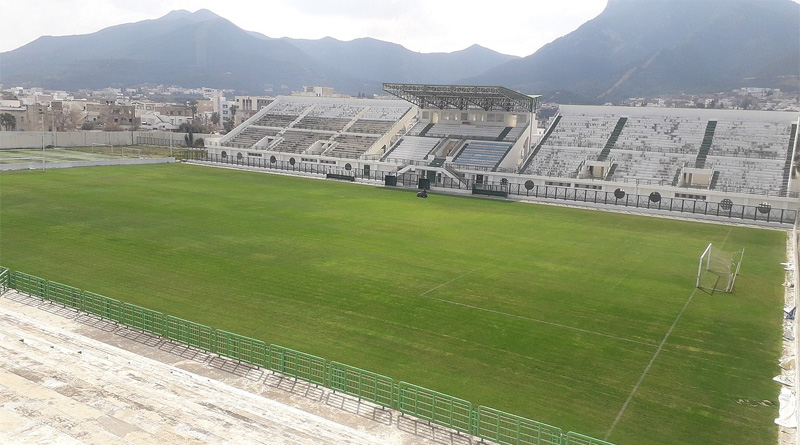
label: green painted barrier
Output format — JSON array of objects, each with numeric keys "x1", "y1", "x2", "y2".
[
  {"x1": 165, "y1": 315, "x2": 215, "y2": 352},
  {"x1": 10, "y1": 271, "x2": 48, "y2": 298},
  {"x1": 564, "y1": 432, "x2": 615, "y2": 445},
  {"x1": 122, "y1": 302, "x2": 165, "y2": 337},
  {"x1": 476, "y1": 405, "x2": 563, "y2": 445},
  {"x1": 327, "y1": 361, "x2": 394, "y2": 408},
  {"x1": 216, "y1": 330, "x2": 267, "y2": 368},
  {"x1": 0, "y1": 267, "x2": 9, "y2": 294},
  {"x1": 397, "y1": 381, "x2": 473, "y2": 434},
  {"x1": 47, "y1": 281, "x2": 83, "y2": 310},
  {"x1": 268, "y1": 344, "x2": 326, "y2": 386},
  {"x1": 82, "y1": 291, "x2": 123, "y2": 323}
]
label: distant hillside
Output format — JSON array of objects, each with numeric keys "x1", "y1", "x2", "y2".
[
  {"x1": 276, "y1": 37, "x2": 518, "y2": 84},
  {"x1": 0, "y1": 10, "x2": 364, "y2": 94},
  {"x1": 2, "y1": 2, "x2": 796, "y2": 101},
  {"x1": 465, "y1": 0, "x2": 800, "y2": 103},
  {"x1": 0, "y1": 9, "x2": 515, "y2": 94}
]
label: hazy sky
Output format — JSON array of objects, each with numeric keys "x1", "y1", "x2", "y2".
[{"x1": 2, "y1": 0, "x2": 615, "y2": 57}]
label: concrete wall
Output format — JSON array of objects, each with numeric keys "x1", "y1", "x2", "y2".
[{"x1": 0, "y1": 131, "x2": 216, "y2": 149}]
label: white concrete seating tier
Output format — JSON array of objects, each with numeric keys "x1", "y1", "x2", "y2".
[
  {"x1": 265, "y1": 100, "x2": 311, "y2": 116},
  {"x1": 525, "y1": 147, "x2": 601, "y2": 177},
  {"x1": 543, "y1": 113, "x2": 619, "y2": 148},
  {"x1": 452, "y1": 140, "x2": 512, "y2": 168},
  {"x1": 361, "y1": 106, "x2": 411, "y2": 121},
  {"x1": 709, "y1": 120, "x2": 793, "y2": 159},
  {"x1": 388, "y1": 136, "x2": 439, "y2": 161},
  {"x1": 707, "y1": 156, "x2": 785, "y2": 195},
  {"x1": 504, "y1": 126, "x2": 528, "y2": 142},
  {"x1": 613, "y1": 116, "x2": 706, "y2": 154},
  {"x1": 328, "y1": 134, "x2": 380, "y2": 157},
  {"x1": 407, "y1": 121, "x2": 428, "y2": 136},
  {"x1": 348, "y1": 119, "x2": 395, "y2": 134},
  {"x1": 611, "y1": 152, "x2": 694, "y2": 183},
  {"x1": 254, "y1": 114, "x2": 299, "y2": 128},
  {"x1": 273, "y1": 130, "x2": 332, "y2": 153},
  {"x1": 294, "y1": 116, "x2": 352, "y2": 132},
  {"x1": 308, "y1": 103, "x2": 364, "y2": 119},
  {"x1": 225, "y1": 127, "x2": 278, "y2": 147}
]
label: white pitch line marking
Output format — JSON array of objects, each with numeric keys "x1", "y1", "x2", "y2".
[
  {"x1": 604, "y1": 287, "x2": 698, "y2": 440},
  {"x1": 418, "y1": 273, "x2": 657, "y2": 347}
]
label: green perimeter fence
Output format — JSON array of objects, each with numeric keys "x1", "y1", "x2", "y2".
[{"x1": 0, "y1": 266, "x2": 615, "y2": 445}]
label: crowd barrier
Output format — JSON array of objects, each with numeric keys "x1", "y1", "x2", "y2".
[{"x1": 0, "y1": 266, "x2": 614, "y2": 445}]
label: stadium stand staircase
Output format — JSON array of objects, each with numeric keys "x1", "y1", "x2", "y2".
[
  {"x1": 428, "y1": 157, "x2": 445, "y2": 167},
  {"x1": 418, "y1": 123, "x2": 434, "y2": 137},
  {"x1": 520, "y1": 115, "x2": 561, "y2": 172},
  {"x1": 780, "y1": 123, "x2": 797, "y2": 197},
  {"x1": 597, "y1": 117, "x2": 627, "y2": 161},
  {"x1": 605, "y1": 163, "x2": 618, "y2": 180},
  {"x1": 443, "y1": 164, "x2": 469, "y2": 186},
  {"x1": 671, "y1": 168, "x2": 682, "y2": 187},
  {"x1": 710, "y1": 170, "x2": 721, "y2": 190},
  {"x1": 694, "y1": 120, "x2": 717, "y2": 168},
  {"x1": 496, "y1": 127, "x2": 513, "y2": 141}
]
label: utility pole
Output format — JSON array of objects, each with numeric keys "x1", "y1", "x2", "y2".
[{"x1": 39, "y1": 107, "x2": 45, "y2": 170}]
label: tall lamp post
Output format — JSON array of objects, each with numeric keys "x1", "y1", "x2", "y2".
[{"x1": 39, "y1": 107, "x2": 45, "y2": 170}]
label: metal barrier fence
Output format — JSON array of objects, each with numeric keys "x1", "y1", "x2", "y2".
[
  {"x1": 2, "y1": 267, "x2": 614, "y2": 445},
  {"x1": 328, "y1": 361, "x2": 394, "y2": 408},
  {"x1": 268, "y1": 344, "x2": 327, "y2": 386},
  {"x1": 476, "y1": 405, "x2": 564, "y2": 445},
  {"x1": 9, "y1": 271, "x2": 48, "y2": 298},
  {"x1": 48, "y1": 281, "x2": 83, "y2": 310},
  {"x1": 563, "y1": 432, "x2": 616, "y2": 445},
  {"x1": 216, "y1": 330, "x2": 268, "y2": 368},
  {"x1": 165, "y1": 315, "x2": 216, "y2": 352},
  {"x1": 82, "y1": 291, "x2": 123, "y2": 322},
  {"x1": 122, "y1": 302, "x2": 166, "y2": 337},
  {"x1": 184, "y1": 151, "x2": 796, "y2": 225},
  {"x1": 398, "y1": 381, "x2": 473, "y2": 434},
  {"x1": 0, "y1": 267, "x2": 10, "y2": 294}
]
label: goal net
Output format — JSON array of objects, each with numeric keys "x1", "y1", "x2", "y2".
[{"x1": 696, "y1": 243, "x2": 744, "y2": 293}]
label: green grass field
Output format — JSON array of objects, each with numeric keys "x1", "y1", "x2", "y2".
[{"x1": 0, "y1": 163, "x2": 786, "y2": 444}]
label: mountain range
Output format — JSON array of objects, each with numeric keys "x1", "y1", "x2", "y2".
[{"x1": 1, "y1": 0, "x2": 797, "y2": 103}]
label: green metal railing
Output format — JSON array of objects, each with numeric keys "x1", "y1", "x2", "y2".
[
  {"x1": 476, "y1": 405, "x2": 563, "y2": 445},
  {"x1": 328, "y1": 361, "x2": 394, "y2": 408},
  {"x1": 398, "y1": 381, "x2": 473, "y2": 434},
  {"x1": 47, "y1": 281, "x2": 83, "y2": 310},
  {"x1": 82, "y1": 291, "x2": 123, "y2": 322},
  {"x1": 216, "y1": 330, "x2": 268, "y2": 368},
  {"x1": 3, "y1": 268, "x2": 615, "y2": 445},
  {"x1": 0, "y1": 267, "x2": 9, "y2": 294},
  {"x1": 268, "y1": 344, "x2": 326, "y2": 386},
  {"x1": 165, "y1": 315, "x2": 216, "y2": 352},
  {"x1": 563, "y1": 432, "x2": 616, "y2": 445},
  {"x1": 122, "y1": 302, "x2": 166, "y2": 336},
  {"x1": 10, "y1": 271, "x2": 47, "y2": 298}
]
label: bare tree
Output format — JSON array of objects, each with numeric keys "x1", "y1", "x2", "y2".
[{"x1": 54, "y1": 107, "x2": 85, "y2": 131}]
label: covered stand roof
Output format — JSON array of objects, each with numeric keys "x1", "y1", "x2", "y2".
[{"x1": 383, "y1": 83, "x2": 540, "y2": 113}]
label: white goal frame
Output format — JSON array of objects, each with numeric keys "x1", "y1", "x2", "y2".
[{"x1": 696, "y1": 243, "x2": 744, "y2": 293}]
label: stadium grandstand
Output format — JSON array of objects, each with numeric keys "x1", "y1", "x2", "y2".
[{"x1": 205, "y1": 84, "x2": 799, "y2": 220}]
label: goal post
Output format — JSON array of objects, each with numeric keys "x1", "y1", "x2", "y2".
[{"x1": 697, "y1": 243, "x2": 744, "y2": 293}]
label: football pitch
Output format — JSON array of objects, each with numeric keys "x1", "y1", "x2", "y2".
[{"x1": 0, "y1": 163, "x2": 786, "y2": 444}]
